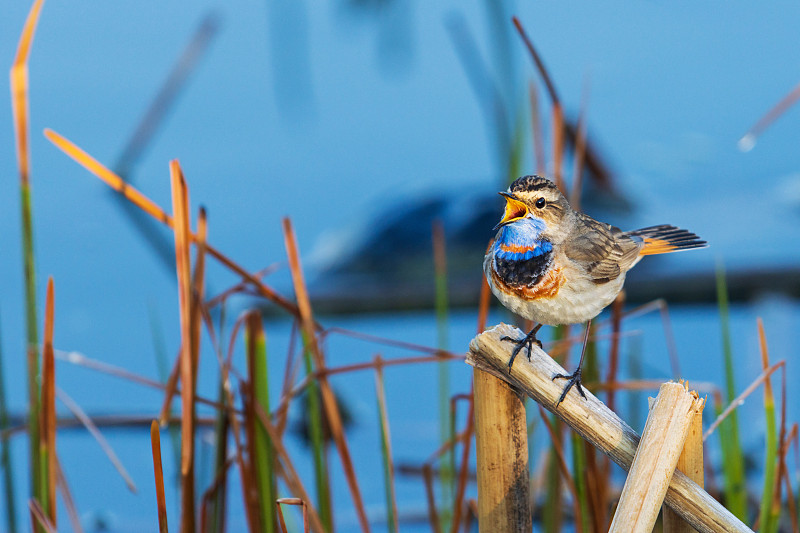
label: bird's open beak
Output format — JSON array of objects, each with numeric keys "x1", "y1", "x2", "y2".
[{"x1": 493, "y1": 192, "x2": 529, "y2": 230}]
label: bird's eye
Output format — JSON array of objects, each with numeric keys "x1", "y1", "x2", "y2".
[{"x1": 535, "y1": 197, "x2": 546, "y2": 209}]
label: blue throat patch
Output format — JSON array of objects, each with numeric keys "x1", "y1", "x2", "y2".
[{"x1": 495, "y1": 218, "x2": 552, "y2": 261}]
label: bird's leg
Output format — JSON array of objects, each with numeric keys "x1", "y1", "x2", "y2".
[
  {"x1": 501, "y1": 323, "x2": 544, "y2": 371},
  {"x1": 552, "y1": 319, "x2": 592, "y2": 406}
]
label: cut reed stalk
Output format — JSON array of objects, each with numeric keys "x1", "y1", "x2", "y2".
[
  {"x1": 468, "y1": 323, "x2": 753, "y2": 533},
  {"x1": 41, "y1": 278, "x2": 56, "y2": 526},
  {"x1": 282, "y1": 217, "x2": 370, "y2": 533},
  {"x1": 663, "y1": 387, "x2": 705, "y2": 533},
  {"x1": 473, "y1": 366, "x2": 530, "y2": 533},
  {"x1": 276, "y1": 498, "x2": 309, "y2": 533},
  {"x1": 151, "y1": 420, "x2": 169, "y2": 533},
  {"x1": 610, "y1": 382, "x2": 704, "y2": 533},
  {"x1": 11, "y1": 1, "x2": 46, "y2": 524},
  {"x1": 169, "y1": 160, "x2": 195, "y2": 532}
]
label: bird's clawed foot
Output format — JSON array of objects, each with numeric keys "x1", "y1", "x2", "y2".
[
  {"x1": 552, "y1": 367, "x2": 587, "y2": 407},
  {"x1": 501, "y1": 324, "x2": 543, "y2": 372}
]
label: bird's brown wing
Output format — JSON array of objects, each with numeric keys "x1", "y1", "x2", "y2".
[{"x1": 563, "y1": 213, "x2": 643, "y2": 284}]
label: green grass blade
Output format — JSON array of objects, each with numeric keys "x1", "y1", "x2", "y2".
[
  {"x1": 21, "y1": 181, "x2": 43, "y2": 524},
  {"x1": 757, "y1": 320, "x2": 778, "y2": 533},
  {"x1": 715, "y1": 262, "x2": 747, "y2": 520},
  {"x1": 248, "y1": 316, "x2": 276, "y2": 533},
  {"x1": 0, "y1": 314, "x2": 18, "y2": 533},
  {"x1": 301, "y1": 332, "x2": 332, "y2": 531}
]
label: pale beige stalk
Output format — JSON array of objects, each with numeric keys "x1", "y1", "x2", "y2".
[
  {"x1": 609, "y1": 382, "x2": 704, "y2": 532},
  {"x1": 467, "y1": 323, "x2": 753, "y2": 533},
  {"x1": 473, "y1": 368, "x2": 531, "y2": 533},
  {"x1": 664, "y1": 395, "x2": 705, "y2": 533}
]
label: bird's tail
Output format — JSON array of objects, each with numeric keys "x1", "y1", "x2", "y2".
[{"x1": 626, "y1": 225, "x2": 707, "y2": 256}]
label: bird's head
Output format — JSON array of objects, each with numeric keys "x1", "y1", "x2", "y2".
[{"x1": 494, "y1": 176, "x2": 573, "y2": 239}]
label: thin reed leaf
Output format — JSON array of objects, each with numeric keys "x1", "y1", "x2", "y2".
[
  {"x1": 552, "y1": 103, "x2": 565, "y2": 191},
  {"x1": 715, "y1": 262, "x2": 747, "y2": 520},
  {"x1": 148, "y1": 306, "x2": 182, "y2": 479},
  {"x1": 247, "y1": 313, "x2": 276, "y2": 533},
  {"x1": 0, "y1": 312, "x2": 18, "y2": 533},
  {"x1": 56, "y1": 387, "x2": 136, "y2": 492},
  {"x1": 570, "y1": 432, "x2": 590, "y2": 533},
  {"x1": 283, "y1": 217, "x2": 370, "y2": 532},
  {"x1": 422, "y1": 464, "x2": 442, "y2": 533},
  {"x1": 209, "y1": 381, "x2": 229, "y2": 533},
  {"x1": 55, "y1": 457, "x2": 83, "y2": 533},
  {"x1": 569, "y1": 75, "x2": 590, "y2": 211},
  {"x1": 41, "y1": 278, "x2": 56, "y2": 525},
  {"x1": 114, "y1": 12, "x2": 219, "y2": 178},
  {"x1": 374, "y1": 357, "x2": 399, "y2": 533},
  {"x1": 169, "y1": 159, "x2": 196, "y2": 532},
  {"x1": 757, "y1": 319, "x2": 778, "y2": 533},
  {"x1": 12, "y1": 0, "x2": 45, "y2": 519},
  {"x1": 151, "y1": 421, "x2": 169, "y2": 533},
  {"x1": 738, "y1": 80, "x2": 800, "y2": 152},
  {"x1": 28, "y1": 500, "x2": 55, "y2": 533}
]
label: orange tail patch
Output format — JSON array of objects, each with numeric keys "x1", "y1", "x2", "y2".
[{"x1": 628, "y1": 225, "x2": 707, "y2": 256}]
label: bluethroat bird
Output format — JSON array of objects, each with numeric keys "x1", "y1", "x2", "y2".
[{"x1": 484, "y1": 175, "x2": 707, "y2": 405}]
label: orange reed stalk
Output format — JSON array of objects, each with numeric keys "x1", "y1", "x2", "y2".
[
  {"x1": 169, "y1": 160, "x2": 195, "y2": 532},
  {"x1": 151, "y1": 421, "x2": 169, "y2": 533},
  {"x1": 282, "y1": 217, "x2": 371, "y2": 532}
]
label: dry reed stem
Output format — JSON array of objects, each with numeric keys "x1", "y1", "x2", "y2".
[
  {"x1": 449, "y1": 391, "x2": 474, "y2": 533},
  {"x1": 44, "y1": 129, "x2": 301, "y2": 317},
  {"x1": 42, "y1": 277, "x2": 56, "y2": 526},
  {"x1": 468, "y1": 323, "x2": 753, "y2": 533},
  {"x1": 473, "y1": 367, "x2": 531, "y2": 533},
  {"x1": 28, "y1": 499, "x2": 55, "y2": 533},
  {"x1": 569, "y1": 75, "x2": 590, "y2": 211},
  {"x1": 150, "y1": 420, "x2": 169, "y2": 533},
  {"x1": 422, "y1": 464, "x2": 442, "y2": 533},
  {"x1": 537, "y1": 404, "x2": 583, "y2": 531},
  {"x1": 664, "y1": 394, "x2": 705, "y2": 533},
  {"x1": 552, "y1": 103, "x2": 565, "y2": 191},
  {"x1": 276, "y1": 498, "x2": 309, "y2": 533},
  {"x1": 703, "y1": 360, "x2": 784, "y2": 442},
  {"x1": 608, "y1": 382, "x2": 703, "y2": 532},
  {"x1": 169, "y1": 159, "x2": 195, "y2": 532},
  {"x1": 738, "y1": 80, "x2": 800, "y2": 151},
  {"x1": 55, "y1": 387, "x2": 136, "y2": 492},
  {"x1": 282, "y1": 217, "x2": 371, "y2": 533},
  {"x1": 191, "y1": 206, "x2": 207, "y2": 381}
]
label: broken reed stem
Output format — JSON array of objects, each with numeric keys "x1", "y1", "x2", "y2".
[
  {"x1": 473, "y1": 368, "x2": 531, "y2": 533},
  {"x1": 664, "y1": 395, "x2": 705, "y2": 533},
  {"x1": 467, "y1": 323, "x2": 753, "y2": 533},
  {"x1": 609, "y1": 382, "x2": 705, "y2": 533}
]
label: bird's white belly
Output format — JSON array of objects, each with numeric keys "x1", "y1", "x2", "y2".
[{"x1": 485, "y1": 254, "x2": 626, "y2": 325}]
